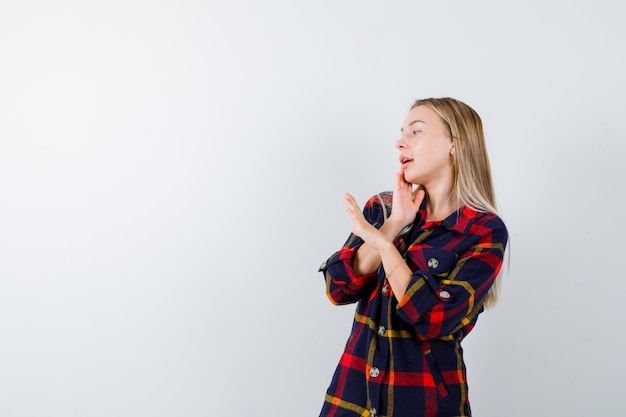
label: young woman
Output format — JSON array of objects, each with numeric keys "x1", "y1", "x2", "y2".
[{"x1": 318, "y1": 98, "x2": 508, "y2": 417}]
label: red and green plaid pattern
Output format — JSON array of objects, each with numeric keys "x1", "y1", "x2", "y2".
[{"x1": 319, "y1": 192, "x2": 508, "y2": 417}]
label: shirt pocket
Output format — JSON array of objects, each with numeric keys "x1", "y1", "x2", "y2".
[{"x1": 405, "y1": 245, "x2": 457, "y2": 280}]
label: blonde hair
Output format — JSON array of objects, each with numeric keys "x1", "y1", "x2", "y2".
[{"x1": 411, "y1": 98, "x2": 505, "y2": 308}]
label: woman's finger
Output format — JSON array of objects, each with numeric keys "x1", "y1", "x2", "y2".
[
  {"x1": 343, "y1": 192, "x2": 360, "y2": 213},
  {"x1": 394, "y1": 171, "x2": 407, "y2": 191},
  {"x1": 413, "y1": 188, "x2": 425, "y2": 207},
  {"x1": 344, "y1": 193, "x2": 365, "y2": 222}
]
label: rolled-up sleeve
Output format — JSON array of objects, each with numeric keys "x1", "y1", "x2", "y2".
[
  {"x1": 319, "y1": 244, "x2": 379, "y2": 305},
  {"x1": 396, "y1": 215, "x2": 508, "y2": 339}
]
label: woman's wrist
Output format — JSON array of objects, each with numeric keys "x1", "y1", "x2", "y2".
[
  {"x1": 382, "y1": 217, "x2": 409, "y2": 239},
  {"x1": 377, "y1": 239, "x2": 397, "y2": 255}
]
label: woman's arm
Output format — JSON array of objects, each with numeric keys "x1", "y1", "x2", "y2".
[
  {"x1": 348, "y1": 171, "x2": 424, "y2": 279},
  {"x1": 396, "y1": 215, "x2": 508, "y2": 339},
  {"x1": 351, "y1": 221, "x2": 406, "y2": 276},
  {"x1": 343, "y1": 198, "x2": 415, "y2": 300},
  {"x1": 320, "y1": 194, "x2": 390, "y2": 305}
]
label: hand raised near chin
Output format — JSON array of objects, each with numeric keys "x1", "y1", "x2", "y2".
[
  {"x1": 388, "y1": 171, "x2": 425, "y2": 229},
  {"x1": 343, "y1": 192, "x2": 389, "y2": 251}
]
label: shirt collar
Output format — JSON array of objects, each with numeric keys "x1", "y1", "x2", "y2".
[{"x1": 417, "y1": 203, "x2": 479, "y2": 234}]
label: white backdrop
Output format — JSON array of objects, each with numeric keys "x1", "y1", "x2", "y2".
[{"x1": 1, "y1": 1, "x2": 625, "y2": 416}]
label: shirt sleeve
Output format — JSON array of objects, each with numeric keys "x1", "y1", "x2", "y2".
[
  {"x1": 318, "y1": 193, "x2": 391, "y2": 305},
  {"x1": 396, "y1": 214, "x2": 508, "y2": 339}
]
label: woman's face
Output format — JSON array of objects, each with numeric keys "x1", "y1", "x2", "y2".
[{"x1": 396, "y1": 105, "x2": 454, "y2": 186}]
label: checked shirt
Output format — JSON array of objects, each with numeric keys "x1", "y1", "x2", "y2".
[{"x1": 318, "y1": 192, "x2": 508, "y2": 417}]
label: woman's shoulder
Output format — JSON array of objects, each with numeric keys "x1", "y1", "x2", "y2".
[
  {"x1": 473, "y1": 209, "x2": 506, "y2": 228},
  {"x1": 364, "y1": 191, "x2": 393, "y2": 208},
  {"x1": 465, "y1": 208, "x2": 508, "y2": 241},
  {"x1": 362, "y1": 191, "x2": 394, "y2": 223}
]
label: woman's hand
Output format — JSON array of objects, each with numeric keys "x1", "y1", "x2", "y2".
[
  {"x1": 344, "y1": 190, "x2": 413, "y2": 299},
  {"x1": 388, "y1": 171, "x2": 425, "y2": 230},
  {"x1": 343, "y1": 192, "x2": 391, "y2": 252}
]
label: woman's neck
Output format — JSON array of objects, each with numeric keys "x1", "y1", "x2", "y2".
[{"x1": 423, "y1": 187, "x2": 461, "y2": 222}]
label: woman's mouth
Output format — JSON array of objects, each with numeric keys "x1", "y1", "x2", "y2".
[{"x1": 400, "y1": 156, "x2": 413, "y2": 168}]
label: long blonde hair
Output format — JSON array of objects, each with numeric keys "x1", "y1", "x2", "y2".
[{"x1": 411, "y1": 98, "x2": 505, "y2": 308}]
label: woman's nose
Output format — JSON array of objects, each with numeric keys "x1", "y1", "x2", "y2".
[{"x1": 395, "y1": 137, "x2": 406, "y2": 150}]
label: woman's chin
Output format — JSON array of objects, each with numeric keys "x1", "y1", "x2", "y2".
[{"x1": 402, "y1": 172, "x2": 419, "y2": 185}]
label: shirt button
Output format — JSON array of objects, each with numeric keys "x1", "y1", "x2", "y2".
[
  {"x1": 381, "y1": 284, "x2": 389, "y2": 295},
  {"x1": 369, "y1": 367, "x2": 380, "y2": 378},
  {"x1": 370, "y1": 407, "x2": 377, "y2": 416},
  {"x1": 439, "y1": 290, "x2": 451, "y2": 300},
  {"x1": 378, "y1": 326, "x2": 385, "y2": 336},
  {"x1": 427, "y1": 257, "x2": 439, "y2": 269}
]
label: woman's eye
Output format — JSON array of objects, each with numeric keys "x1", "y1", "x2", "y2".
[{"x1": 412, "y1": 130, "x2": 421, "y2": 135}]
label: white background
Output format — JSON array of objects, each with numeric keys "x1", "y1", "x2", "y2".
[{"x1": 1, "y1": 1, "x2": 625, "y2": 416}]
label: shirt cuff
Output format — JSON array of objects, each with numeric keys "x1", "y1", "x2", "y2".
[
  {"x1": 396, "y1": 272, "x2": 448, "y2": 325},
  {"x1": 320, "y1": 247, "x2": 378, "y2": 284}
]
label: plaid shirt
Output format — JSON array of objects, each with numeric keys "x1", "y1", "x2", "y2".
[{"x1": 318, "y1": 192, "x2": 508, "y2": 417}]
